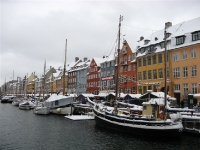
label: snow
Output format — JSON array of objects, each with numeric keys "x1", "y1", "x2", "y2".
[
  {"x1": 64, "y1": 114, "x2": 94, "y2": 120},
  {"x1": 127, "y1": 94, "x2": 142, "y2": 99},
  {"x1": 45, "y1": 94, "x2": 72, "y2": 102},
  {"x1": 142, "y1": 98, "x2": 166, "y2": 105},
  {"x1": 194, "y1": 93, "x2": 200, "y2": 98}
]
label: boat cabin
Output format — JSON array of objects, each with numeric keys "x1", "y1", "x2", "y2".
[{"x1": 142, "y1": 98, "x2": 165, "y2": 119}]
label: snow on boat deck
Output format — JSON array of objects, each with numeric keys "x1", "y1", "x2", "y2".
[{"x1": 64, "y1": 115, "x2": 95, "y2": 120}]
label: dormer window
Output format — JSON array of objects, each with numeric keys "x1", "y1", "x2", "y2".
[
  {"x1": 140, "y1": 48, "x2": 144, "y2": 54},
  {"x1": 192, "y1": 31, "x2": 200, "y2": 41},
  {"x1": 176, "y1": 36, "x2": 185, "y2": 45},
  {"x1": 166, "y1": 33, "x2": 171, "y2": 38},
  {"x1": 160, "y1": 42, "x2": 164, "y2": 49},
  {"x1": 155, "y1": 37, "x2": 158, "y2": 41},
  {"x1": 144, "y1": 40, "x2": 150, "y2": 45}
]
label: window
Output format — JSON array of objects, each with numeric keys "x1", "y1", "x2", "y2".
[
  {"x1": 191, "y1": 65, "x2": 197, "y2": 77},
  {"x1": 128, "y1": 55, "x2": 131, "y2": 61},
  {"x1": 132, "y1": 64, "x2": 136, "y2": 70},
  {"x1": 173, "y1": 68, "x2": 180, "y2": 78},
  {"x1": 124, "y1": 66, "x2": 128, "y2": 72},
  {"x1": 102, "y1": 72, "x2": 105, "y2": 77},
  {"x1": 158, "y1": 54, "x2": 162, "y2": 63},
  {"x1": 143, "y1": 58, "x2": 146, "y2": 66},
  {"x1": 182, "y1": 50, "x2": 188, "y2": 60},
  {"x1": 183, "y1": 84, "x2": 188, "y2": 96},
  {"x1": 133, "y1": 76, "x2": 136, "y2": 82},
  {"x1": 107, "y1": 71, "x2": 110, "y2": 76},
  {"x1": 143, "y1": 86, "x2": 147, "y2": 94},
  {"x1": 148, "y1": 70, "x2": 152, "y2": 79},
  {"x1": 138, "y1": 59, "x2": 141, "y2": 67},
  {"x1": 148, "y1": 85, "x2": 152, "y2": 90},
  {"x1": 192, "y1": 31, "x2": 200, "y2": 41},
  {"x1": 167, "y1": 67, "x2": 169, "y2": 78},
  {"x1": 128, "y1": 65, "x2": 131, "y2": 71},
  {"x1": 158, "y1": 69, "x2": 163, "y2": 78},
  {"x1": 143, "y1": 106, "x2": 147, "y2": 111},
  {"x1": 112, "y1": 70, "x2": 114, "y2": 75},
  {"x1": 107, "y1": 62, "x2": 110, "y2": 67},
  {"x1": 192, "y1": 83, "x2": 197, "y2": 94},
  {"x1": 173, "y1": 52, "x2": 180, "y2": 61},
  {"x1": 153, "y1": 55, "x2": 157, "y2": 64},
  {"x1": 176, "y1": 36, "x2": 185, "y2": 45},
  {"x1": 153, "y1": 70, "x2": 157, "y2": 79},
  {"x1": 138, "y1": 87, "x2": 142, "y2": 94},
  {"x1": 183, "y1": 67, "x2": 188, "y2": 78},
  {"x1": 174, "y1": 84, "x2": 180, "y2": 91},
  {"x1": 143, "y1": 71, "x2": 146, "y2": 80},
  {"x1": 138, "y1": 72, "x2": 142, "y2": 80},
  {"x1": 147, "y1": 56, "x2": 151, "y2": 65},
  {"x1": 191, "y1": 48, "x2": 196, "y2": 58}
]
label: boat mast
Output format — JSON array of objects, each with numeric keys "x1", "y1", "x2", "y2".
[
  {"x1": 164, "y1": 23, "x2": 167, "y2": 120},
  {"x1": 43, "y1": 60, "x2": 46, "y2": 100},
  {"x1": 5, "y1": 78, "x2": 7, "y2": 95},
  {"x1": 63, "y1": 39, "x2": 67, "y2": 95},
  {"x1": 115, "y1": 15, "x2": 123, "y2": 100},
  {"x1": 12, "y1": 70, "x2": 14, "y2": 95}
]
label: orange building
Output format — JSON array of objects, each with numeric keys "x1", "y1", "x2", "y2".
[{"x1": 119, "y1": 40, "x2": 137, "y2": 94}]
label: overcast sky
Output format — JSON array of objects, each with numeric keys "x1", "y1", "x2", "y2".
[{"x1": 1, "y1": 0, "x2": 200, "y2": 85}]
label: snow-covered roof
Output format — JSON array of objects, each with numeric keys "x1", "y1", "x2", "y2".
[
  {"x1": 101, "y1": 55, "x2": 115, "y2": 64},
  {"x1": 45, "y1": 94, "x2": 72, "y2": 102},
  {"x1": 127, "y1": 94, "x2": 142, "y2": 99},
  {"x1": 80, "y1": 93, "x2": 96, "y2": 97},
  {"x1": 136, "y1": 17, "x2": 200, "y2": 58},
  {"x1": 92, "y1": 57, "x2": 104, "y2": 66},
  {"x1": 140, "y1": 92, "x2": 170, "y2": 99},
  {"x1": 142, "y1": 98, "x2": 166, "y2": 105},
  {"x1": 170, "y1": 17, "x2": 200, "y2": 50}
]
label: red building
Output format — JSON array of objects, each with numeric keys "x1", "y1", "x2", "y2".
[{"x1": 86, "y1": 58, "x2": 103, "y2": 95}]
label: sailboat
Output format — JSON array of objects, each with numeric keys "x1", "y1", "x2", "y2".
[
  {"x1": 44, "y1": 39, "x2": 74, "y2": 115},
  {"x1": 33, "y1": 60, "x2": 51, "y2": 114},
  {"x1": 92, "y1": 15, "x2": 183, "y2": 136}
]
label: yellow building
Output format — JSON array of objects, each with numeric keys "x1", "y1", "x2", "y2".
[
  {"x1": 27, "y1": 73, "x2": 36, "y2": 94},
  {"x1": 136, "y1": 17, "x2": 200, "y2": 106},
  {"x1": 168, "y1": 17, "x2": 200, "y2": 106},
  {"x1": 136, "y1": 22, "x2": 177, "y2": 95}
]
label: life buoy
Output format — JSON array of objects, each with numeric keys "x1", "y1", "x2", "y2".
[{"x1": 159, "y1": 113, "x2": 164, "y2": 120}]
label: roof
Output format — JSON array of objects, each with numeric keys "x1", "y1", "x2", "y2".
[
  {"x1": 142, "y1": 98, "x2": 166, "y2": 105},
  {"x1": 92, "y1": 57, "x2": 104, "y2": 66},
  {"x1": 136, "y1": 17, "x2": 200, "y2": 57},
  {"x1": 140, "y1": 92, "x2": 170, "y2": 99}
]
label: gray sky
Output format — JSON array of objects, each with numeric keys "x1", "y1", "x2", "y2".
[{"x1": 1, "y1": 0, "x2": 200, "y2": 85}]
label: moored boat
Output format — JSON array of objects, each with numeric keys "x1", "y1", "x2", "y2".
[
  {"x1": 44, "y1": 94, "x2": 74, "y2": 115},
  {"x1": 19, "y1": 99, "x2": 35, "y2": 110},
  {"x1": 93, "y1": 97, "x2": 183, "y2": 136}
]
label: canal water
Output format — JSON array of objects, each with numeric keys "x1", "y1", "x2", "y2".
[{"x1": 0, "y1": 103, "x2": 200, "y2": 150}]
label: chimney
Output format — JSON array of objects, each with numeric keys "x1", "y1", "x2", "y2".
[
  {"x1": 83, "y1": 57, "x2": 88, "y2": 62},
  {"x1": 140, "y1": 36, "x2": 144, "y2": 41},
  {"x1": 75, "y1": 57, "x2": 79, "y2": 62},
  {"x1": 165, "y1": 22, "x2": 172, "y2": 29}
]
